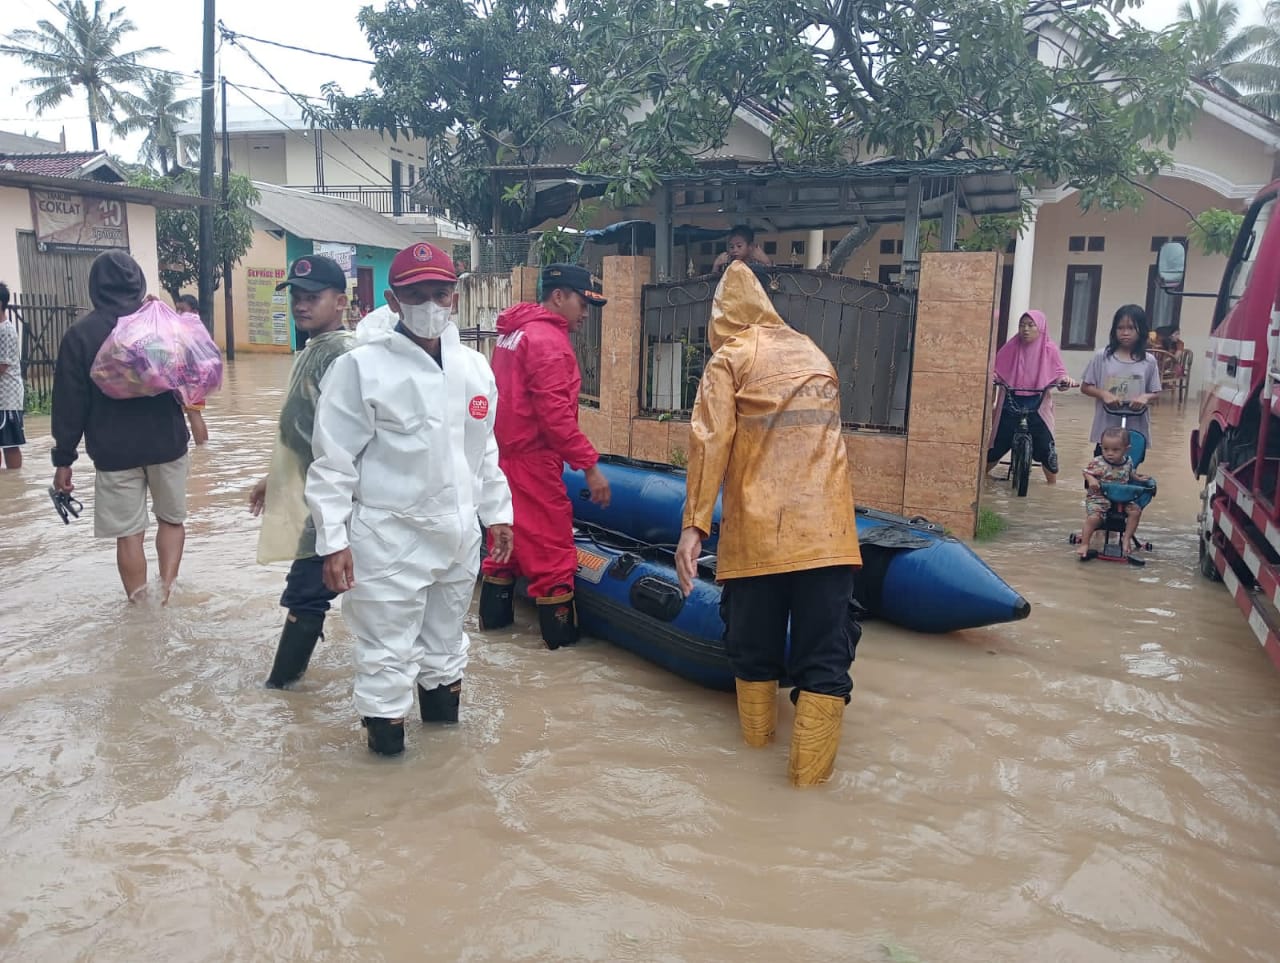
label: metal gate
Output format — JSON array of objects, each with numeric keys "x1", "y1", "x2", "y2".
[
  {"x1": 13, "y1": 232, "x2": 97, "y2": 407},
  {"x1": 639, "y1": 268, "x2": 915, "y2": 431},
  {"x1": 17, "y1": 231, "x2": 95, "y2": 307},
  {"x1": 13, "y1": 294, "x2": 80, "y2": 406}
]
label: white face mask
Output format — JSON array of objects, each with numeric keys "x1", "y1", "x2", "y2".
[{"x1": 399, "y1": 301, "x2": 454, "y2": 338}]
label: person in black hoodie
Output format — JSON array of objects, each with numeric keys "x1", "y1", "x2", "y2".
[{"x1": 50, "y1": 251, "x2": 190, "y2": 601}]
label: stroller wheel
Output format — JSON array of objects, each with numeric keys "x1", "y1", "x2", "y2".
[
  {"x1": 1143, "y1": 541, "x2": 1153, "y2": 551},
  {"x1": 1068, "y1": 533, "x2": 1079, "y2": 545}
]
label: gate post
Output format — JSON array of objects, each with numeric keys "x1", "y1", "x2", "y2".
[
  {"x1": 596, "y1": 256, "x2": 652, "y2": 456},
  {"x1": 905, "y1": 252, "x2": 1003, "y2": 537}
]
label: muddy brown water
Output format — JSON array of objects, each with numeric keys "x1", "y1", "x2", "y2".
[{"x1": 1, "y1": 356, "x2": 1278, "y2": 962}]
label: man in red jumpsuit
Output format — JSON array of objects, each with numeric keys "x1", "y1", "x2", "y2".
[{"x1": 479, "y1": 264, "x2": 611, "y2": 648}]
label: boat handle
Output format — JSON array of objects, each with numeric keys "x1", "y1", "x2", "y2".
[{"x1": 630, "y1": 576, "x2": 686, "y2": 622}]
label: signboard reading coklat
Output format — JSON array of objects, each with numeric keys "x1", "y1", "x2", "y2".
[{"x1": 30, "y1": 189, "x2": 130, "y2": 252}]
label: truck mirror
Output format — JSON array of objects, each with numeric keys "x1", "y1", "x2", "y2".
[{"x1": 1157, "y1": 240, "x2": 1186, "y2": 291}]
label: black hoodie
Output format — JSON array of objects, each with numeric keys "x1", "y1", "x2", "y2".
[{"x1": 51, "y1": 251, "x2": 189, "y2": 472}]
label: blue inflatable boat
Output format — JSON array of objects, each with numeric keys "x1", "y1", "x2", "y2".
[
  {"x1": 573, "y1": 526, "x2": 737, "y2": 691},
  {"x1": 564, "y1": 454, "x2": 1030, "y2": 635}
]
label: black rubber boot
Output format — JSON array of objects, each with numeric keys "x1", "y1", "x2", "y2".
[
  {"x1": 537, "y1": 590, "x2": 579, "y2": 650},
  {"x1": 418, "y1": 679, "x2": 462, "y2": 724},
  {"x1": 478, "y1": 576, "x2": 515, "y2": 630},
  {"x1": 362, "y1": 717, "x2": 405, "y2": 756},
  {"x1": 264, "y1": 611, "x2": 325, "y2": 689}
]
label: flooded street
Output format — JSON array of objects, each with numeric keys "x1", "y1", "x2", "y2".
[{"x1": 1, "y1": 355, "x2": 1278, "y2": 962}]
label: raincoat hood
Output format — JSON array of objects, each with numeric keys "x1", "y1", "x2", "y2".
[
  {"x1": 497, "y1": 301, "x2": 568, "y2": 334},
  {"x1": 88, "y1": 251, "x2": 147, "y2": 317},
  {"x1": 709, "y1": 261, "x2": 784, "y2": 351}
]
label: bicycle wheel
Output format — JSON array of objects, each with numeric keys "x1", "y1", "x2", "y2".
[{"x1": 1011, "y1": 433, "x2": 1032, "y2": 497}]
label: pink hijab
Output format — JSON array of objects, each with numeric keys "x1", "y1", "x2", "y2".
[{"x1": 989, "y1": 310, "x2": 1069, "y2": 438}]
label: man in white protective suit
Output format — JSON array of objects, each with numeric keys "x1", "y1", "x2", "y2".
[{"x1": 306, "y1": 242, "x2": 515, "y2": 756}]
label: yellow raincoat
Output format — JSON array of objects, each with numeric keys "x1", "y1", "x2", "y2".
[
  {"x1": 257, "y1": 328, "x2": 355, "y2": 564},
  {"x1": 682, "y1": 262, "x2": 861, "y2": 580}
]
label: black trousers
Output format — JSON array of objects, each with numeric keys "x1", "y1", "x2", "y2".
[
  {"x1": 987, "y1": 405, "x2": 1058, "y2": 473},
  {"x1": 720, "y1": 565, "x2": 860, "y2": 700},
  {"x1": 279, "y1": 554, "x2": 337, "y2": 616}
]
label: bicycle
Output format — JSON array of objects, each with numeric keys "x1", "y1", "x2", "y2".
[{"x1": 994, "y1": 378, "x2": 1076, "y2": 497}]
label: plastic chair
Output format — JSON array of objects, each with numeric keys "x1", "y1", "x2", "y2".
[{"x1": 1173, "y1": 349, "x2": 1193, "y2": 405}]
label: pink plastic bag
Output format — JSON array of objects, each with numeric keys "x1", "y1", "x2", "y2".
[{"x1": 90, "y1": 299, "x2": 224, "y2": 406}]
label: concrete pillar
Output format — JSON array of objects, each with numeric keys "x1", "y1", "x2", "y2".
[
  {"x1": 1006, "y1": 200, "x2": 1040, "y2": 322},
  {"x1": 806, "y1": 230, "x2": 824, "y2": 269},
  {"x1": 905, "y1": 252, "x2": 1003, "y2": 537},
  {"x1": 594, "y1": 256, "x2": 651, "y2": 456}
]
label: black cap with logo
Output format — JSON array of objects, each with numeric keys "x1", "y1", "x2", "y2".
[
  {"x1": 276, "y1": 255, "x2": 348, "y2": 293},
  {"x1": 541, "y1": 263, "x2": 607, "y2": 306}
]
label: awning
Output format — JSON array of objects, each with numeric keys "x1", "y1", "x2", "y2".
[
  {"x1": 582, "y1": 219, "x2": 730, "y2": 247},
  {"x1": 484, "y1": 158, "x2": 1024, "y2": 230}
]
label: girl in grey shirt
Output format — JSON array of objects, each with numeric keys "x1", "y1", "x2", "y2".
[{"x1": 1081, "y1": 304, "x2": 1162, "y2": 453}]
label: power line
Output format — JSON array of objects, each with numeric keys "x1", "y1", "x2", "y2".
[
  {"x1": 223, "y1": 36, "x2": 396, "y2": 188},
  {"x1": 226, "y1": 81, "x2": 396, "y2": 188},
  {"x1": 217, "y1": 23, "x2": 377, "y2": 66}
]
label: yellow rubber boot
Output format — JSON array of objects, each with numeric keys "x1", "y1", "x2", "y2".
[
  {"x1": 735, "y1": 679, "x2": 778, "y2": 747},
  {"x1": 788, "y1": 691, "x2": 846, "y2": 786}
]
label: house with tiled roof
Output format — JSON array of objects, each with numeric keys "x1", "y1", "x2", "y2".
[
  {"x1": 0, "y1": 150, "x2": 127, "y2": 182},
  {"x1": 0, "y1": 132, "x2": 207, "y2": 402}
]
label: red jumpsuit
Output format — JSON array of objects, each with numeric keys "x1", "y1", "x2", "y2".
[{"x1": 481, "y1": 303, "x2": 598, "y2": 599}]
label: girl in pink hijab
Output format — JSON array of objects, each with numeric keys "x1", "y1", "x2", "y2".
[{"x1": 986, "y1": 310, "x2": 1077, "y2": 484}]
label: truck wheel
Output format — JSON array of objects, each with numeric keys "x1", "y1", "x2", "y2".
[{"x1": 1199, "y1": 449, "x2": 1223, "y2": 582}]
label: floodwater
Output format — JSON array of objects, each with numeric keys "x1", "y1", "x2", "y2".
[{"x1": 1, "y1": 356, "x2": 1278, "y2": 963}]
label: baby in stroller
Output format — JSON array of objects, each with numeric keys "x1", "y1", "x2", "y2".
[{"x1": 1077, "y1": 426, "x2": 1155, "y2": 565}]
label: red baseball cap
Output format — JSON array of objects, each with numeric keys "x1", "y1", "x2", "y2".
[{"x1": 389, "y1": 242, "x2": 457, "y2": 287}]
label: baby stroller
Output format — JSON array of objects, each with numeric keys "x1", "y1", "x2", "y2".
[{"x1": 1068, "y1": 402, "x2": 1157, "y2": 565}]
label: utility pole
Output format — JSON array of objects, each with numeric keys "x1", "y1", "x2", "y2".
[
  {"x1": 221, "y1": 75, "x2": 235, "y2": 361},
  {"x1": 197, "y1": 0, "x2": 216, "y2": 335}
]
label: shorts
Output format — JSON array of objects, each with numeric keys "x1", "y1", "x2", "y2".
[
  {"x1": 0, "y1": 410, "x2": 25, "y2": 448},
  {"x1": 1084, "y1": 494, "x2": 1114, "y2": 519},
  {"x1": 94, "y1": 454, "x2": 190, "y2": 539}
]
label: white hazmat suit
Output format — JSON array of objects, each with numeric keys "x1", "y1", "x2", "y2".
[{"x1": 307, "y1": 323, "x2": 513, "y2": 719}]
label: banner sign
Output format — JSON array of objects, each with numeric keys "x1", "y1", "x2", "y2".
[
  {"x1": 313, "y1": 241, "x2": 357, "y2": 279},
  {"x1": 247, "y1": 267, "x2": 291, "y2": 346},
  {"x1": 30, "y1": 189, "x2": 130, "y2": 252}
]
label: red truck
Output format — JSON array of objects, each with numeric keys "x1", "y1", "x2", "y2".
[{"x1": 1162, "y1": 184, "x2": 1280, "y2": 669}]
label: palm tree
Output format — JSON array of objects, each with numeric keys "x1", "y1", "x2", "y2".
[
  {"x1": 116, "y1": 71, "x2": 197, "y2": 174},
  {"x1": 0, "y1": 0, "x2": 164, "y2": 150},
  {"x1": 1222, "y1": 0, "x2": 1280, "y2": 117},
  {"x1": 1176, "y1": 0, "x2": 1263, "y2": 98}
]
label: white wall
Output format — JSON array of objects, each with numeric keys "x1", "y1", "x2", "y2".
[
  {"x1": 1173, "y1": 112, "x2": 1275, "y2": 194},
  {"x1": 1030, "y1": 176, "x2": 1230, "y2": 386},
  {"x1": 0, "y1": 186, "x2": 27, "y2": 293},
  {"x1": 218, "y1": 129, "x2": 430, "y2": 188},
  {"x1": 127, "y1": 203, "x2": 159, "y2": 291}
]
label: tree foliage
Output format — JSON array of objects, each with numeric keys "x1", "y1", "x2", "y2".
[
  {"x1": 329, "y1": 0, "x2": 1198, "y2": 269},
  {"x1": 326, "y1": 0, "x2": 577, "y2": 235},
  {"x1": 115, "y1": 71, "x2": 197, "y2": 174},
  {"x1": 128, "y1": 170, "x2": 260, "y2": 301},
  {"x1": 1189, "y1": 207, "x2": 1246, "y2": 255},
  {"x1": 0, "y1": 0, "x2": 163, "y2": 150}
]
